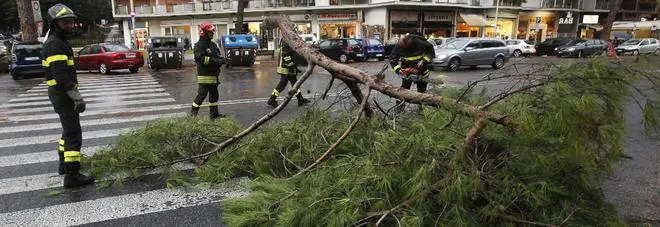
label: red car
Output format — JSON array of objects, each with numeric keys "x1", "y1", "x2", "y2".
[{"x1": 74, "y1": 43, "x2": 144, "y2": 74}]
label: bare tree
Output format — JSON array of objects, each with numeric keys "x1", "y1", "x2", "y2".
[
  {"x1": 601, "y1": 0, "x2": 624, "y2": 40},
  {"x1": 235, "y1": 0, "x2": 245, "y2": 34},
  {"x1": 16, "y1": 0, "x2": 37, "y2": 42}
]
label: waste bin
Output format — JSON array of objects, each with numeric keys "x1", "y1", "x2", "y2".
[
  {"x1": 145, "y1": 36, "x2": 185, "y2": 70},
  {"x1": 220, "y1": 34, "x2": 258, "y2": 67}
]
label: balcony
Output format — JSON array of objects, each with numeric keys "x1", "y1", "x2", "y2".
[
  {"x1": 114, "y1": 0, "x2": 340, "y2": 16},
  {"x1": 493, "y1": 0, "x2": 521, "y2": 7},
  {"x1": 541, "y1": 0, "x2": 580, "y2": 9}
]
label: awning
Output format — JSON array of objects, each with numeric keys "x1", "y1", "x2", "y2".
[
  {"x1": 459, "y1": 14, "x2": 491, "y2": 27},
  {"x1": 585, "y1": 24, "x2": 603, "y2": 31}
]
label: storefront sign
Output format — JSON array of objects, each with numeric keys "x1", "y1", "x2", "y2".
[
  {"x1": 582, "y1": 15, "x2": 599, "y2": 24},
  {"x1": 318, "y1": 12, "x2": 357, "y2": 20},
  {"x1": 390, "y1": 11, "x2": 419, "y2": 22},
  {"x1": 559, "y1": 17, "x2": 575, "y2": 25},
  {"x1": 424, "y1": 12, "x2": 452, "y2": 22}
]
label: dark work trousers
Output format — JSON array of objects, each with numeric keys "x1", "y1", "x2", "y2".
[
  {"x1": 401, "y1": 79, "x2": 428, "y2": 93},
  {"x1": 58, "y1": 113, "x2": 83, "y2": 173},
  {"x1": 272, "y1": 74, "x2": 303, "y2": 99},
  {"x1": 192, "y1": 84, "x2": 220, "y2": 116}
]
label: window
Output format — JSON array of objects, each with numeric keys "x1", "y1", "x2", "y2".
[
  {"x1": 641, "y1": 40, "x2": 649, "y2": 45},
  {"x1": 482, "y1": 40, "x2": 504, "y2": 48},
  {"x1": 651, "y1": 39, "x2": 658, "y2": 44},
  {"x1": 318, "y1": 40, "x2": 332, "y2": 48},
  {"x1": 79, "y1": 46, "x2": 91, "y2": 55},
  {"x1": 505, "y1": 40, "x2": 519, "y2": 45},
  {"x1": 466, "y1": 41, "x2": 481, "y2": 49},
  {"x1": 91, "y1": 45, "x2": 103, "y2": 54},
  {"x1": 369, "y1": 39, "x2": 382, "y2": 46},
  {"x1": 103, "y1": 44, "x2": 130, "y2": 52},
  {"x1": 348, "y1": 39, "x2": 359, "y2": 46}
]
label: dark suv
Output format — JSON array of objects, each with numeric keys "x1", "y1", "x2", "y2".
[
  {"x1": 9, "y1": 41, "x2": 44, "y2": 80},
  {"x1": 315, "y1": 38, "x2": 364, "y2": 63},
  {"x1": 556, "y1": 39, "x2": 607, "y2": 58},
  {"x1": 535, "y1": 37, "x2": 581, "y2": 56}
]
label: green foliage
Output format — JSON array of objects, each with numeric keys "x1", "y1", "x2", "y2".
[{"x1": 88, "y1": 57, "x2": 659, "y2": 226}]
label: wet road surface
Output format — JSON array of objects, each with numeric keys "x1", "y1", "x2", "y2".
[{"x1": 0, "y1": 56, "x2": 657, "y2": 225}]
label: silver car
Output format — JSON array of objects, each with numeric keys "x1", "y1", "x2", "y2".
[
  {"x1": 615, "y1": 38, "x2": 660, "y2": 56},
  {"x1": 432, "y1": 38, "x2": 510, "y2": 71}
]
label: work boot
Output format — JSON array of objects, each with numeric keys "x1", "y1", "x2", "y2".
[
  {"x1": 58, "y1": 152, "x2": 65, "y2": 175},
  {"x1": 267, "y1": 96, "x2": 278, "y2": 108},
  {"x1": 209, "y1": 106, "x2": 226, "y2": 120},
  {"x1": 190, "y1": 106, "x2": 200, "y2": 116},
  {"x1": 63, "y1": 173, "x2": 95, "y2": 188},
  {"x1": 297, "y1": 96, "x2": 311, "y2": 107}
]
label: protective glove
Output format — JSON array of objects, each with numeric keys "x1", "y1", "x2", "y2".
[{"x1": 66, "y1": 90, "x2": 86, "y2": 113}]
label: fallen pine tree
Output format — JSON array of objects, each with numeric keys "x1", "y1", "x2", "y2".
[{"x1": 85, "y1": 15, "x2": 660, "y2": 226}]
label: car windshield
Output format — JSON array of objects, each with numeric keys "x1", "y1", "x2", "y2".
[
  {"x1": 442, "y1": 39, "x2": 469, "y2": 49},
  {"x1": 623, "y1": 39, "x2": 641, "y2": 45},
  {"x1": 103, "y1": 44, "x2": 130, "y2": 52},
  {"x1": 14, "y1": 43, "x2": 42, "y2": 55},
  {"x1": 368, "y1": 39, "x2": 382, "y2": 46}
]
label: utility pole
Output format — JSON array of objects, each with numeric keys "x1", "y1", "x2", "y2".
[
  {"x1": 493, "y1": 0, "x2": 500, "y2": 38},
  {"x1": 16, "y1": 0, "x2": 38, "y2": 42}
]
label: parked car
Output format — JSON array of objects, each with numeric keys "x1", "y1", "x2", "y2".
[
  {"x1": 356, "y1": 38, "x2": 385, "y2": 61},
  {"x1": 556, "y1": 39, "x2": 608, "y2": 58},
  {"x1": 615, "y1": 38, "x2": 660, "y2": 56},
  {"x1": 505, "y1": 39, "x2": 536, "y2": 57},
  {"x1": 0, "y1": 42, "x2": 9, "y2": 73},
  {"x1": 316, "y1": 38, "x2": 364, "y2": 63},
  {"x1": 9, "y1": 41, "x2": 43, "y2": 80},
  {"x1": 299, "y1": 34, "x2": 318, "y2": 45},
  {"x1": 74, "y1": 43, "x2": 144, "y2": 74},
  {"x1": 383, "y1": 38, "x2": 398, "y2": 56},
  {"x1": 535, "y1": 37, "x2": 581, "y2": 56},
  {"x1": 432, "y1": 38, "x2": 510, "y2": 71}
]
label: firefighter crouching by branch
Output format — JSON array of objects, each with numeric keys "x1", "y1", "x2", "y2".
[
  {"x1": 266, "y1": 39, "x2": 311, "y2": 108},
  {"x1": 43, "y1": 4, "x2": 95, "y2": 188},
  {"x1": 191, "y1": 22, "x2": 227, "y2": 119},
  {"x1": 389, "y1": 33, "x2": 435, "y2": 112}
]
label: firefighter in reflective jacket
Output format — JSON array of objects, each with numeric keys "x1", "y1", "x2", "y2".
[
  {"x1": 42, "y1": 4, "x2": 95, "y2": 188},
  {"x1": 266, "y1": 39, "x2": 310, "y2": 107},
  {"x1": 389, "y1": 34, "x2": 435, "y2": 110},
  {"x1": 191, "y1": 22, "x2": 226, "y2": 119}
]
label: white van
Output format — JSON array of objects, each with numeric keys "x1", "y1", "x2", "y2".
[{"x1": 299, "y1": 34, "x2": 318, "y2": 45}]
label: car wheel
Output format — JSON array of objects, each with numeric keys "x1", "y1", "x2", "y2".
[
  {"x1": 99, "y1": 63, "x2": 109, "y2": 74},
  {"x1": 339, "y1": 54, "x2": 348, "y2": 63},
  {"x1": 492, "y1": 56, "x2": 505, "y2": 69},
  {"x1": 377, "y1": 57, "x2": 385, "y2": 61},
  {"x1": 513, "y1": 50, "x2": 522, "y2": 58},
  {"x1": 11, "y1": 72, "x2": 20, "y2": 80},
  {"x1": 129, "y1": 68, "x2": 139, "y2": 73},
  {"x1": 632, "y1": 50, "x2": 639, "y2": 56},
  {"x1": 446, "y1": 57, "x2": 460, "y2": 71},
  {"x1": 470, "y1": 65, "x2": 478, "y2": 70}
]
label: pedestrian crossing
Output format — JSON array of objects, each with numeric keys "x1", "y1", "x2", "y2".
[{"x1": 0, "y1": 74, "x2": 247, "y2": 226}]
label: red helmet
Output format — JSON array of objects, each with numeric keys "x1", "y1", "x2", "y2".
[{"x1": 198, "y1": 22, "x2": 215, "y2": 37}]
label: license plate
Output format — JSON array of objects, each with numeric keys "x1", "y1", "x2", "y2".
[
  {"x1": 126, "y1": 53, "x2": 136, "y2": 58},
  {"x1": 616, "y1": 50, "x2": 622, "y2": 52},
  {"x1": 356, "y1": 54, "x2": 363, "y2": 57},
  {"x1": 235, "y1": 51, "x2": 240, "y2": 55},
  {"x1": 25, "y1": 57, "x2": 39, "y2": 61},
  {"x1": 376, "y1": 54, "x2": 382, "y2": 57}
]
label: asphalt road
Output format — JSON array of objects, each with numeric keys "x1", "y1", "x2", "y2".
[{"x1": 0, "y1": 56, "x2": 657, "y2": 226}]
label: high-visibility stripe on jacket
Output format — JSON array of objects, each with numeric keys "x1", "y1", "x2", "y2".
[
  {"x1": 194, "y1": 38, "x2": 223, "y2": 84},
  {"x1": 277, "y1": 42, "x2": 297, "y2": 76}
]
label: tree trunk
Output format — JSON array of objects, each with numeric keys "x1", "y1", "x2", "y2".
[
  {"x1": 601, "y1": 0, "x2": 624, "y2": 40},
  {"x1": 16, "y1": 0, "x2": 38, "y2": 42},
  {"x1": 235, "y1": 0, "x2": 245, "y2": 34}
]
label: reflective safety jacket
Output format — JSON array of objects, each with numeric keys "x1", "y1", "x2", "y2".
[
  {"x1": 277, "y1": 41, "x2": 297, "y2": 76},
  {"x1": 42, "y1": 30, "x2": 78, "y2": 113},
  {"x1": 389, "y1": 35, "x2": 435, "y2": 81},
  {"x1": 194, "y1": 37, "x2": 224, "y2": 84}
]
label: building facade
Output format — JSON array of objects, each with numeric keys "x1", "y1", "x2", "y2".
[{"x1": 111, "y1": 0, "x2": 660, "y2": 50}]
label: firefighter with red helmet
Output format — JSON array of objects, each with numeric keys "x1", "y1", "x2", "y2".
[
  {"x1": 191, "y1": 22, "x2": 226, "y2": 119},
  {"x1": 42, "y1": 3, "x2": 95, "y2": 188}
]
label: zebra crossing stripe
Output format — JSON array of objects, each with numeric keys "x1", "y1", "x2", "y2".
[
  {"x1": 1, "y1": 98, "x2": 176, "y2": 115},
  {"x1": 0, "y1": 127, "x2": 136, "y2": 148},
  {"x1": 0, "y1": 186, "x2": 248, "y2": 227},
  {"x1": 0, "y1": 112, "x2": 185, "y2": 134},
  {"x1": 26, "y1": 82, "x2": 161, "y2": 93},
  {"x1": 34, "y1": 77, "x2": 157, "y2": 87},
  {"x1": 4, "y1": 104, "x2": 188, "y2": 122},
  {"x1": 0, "y1": 146, "x2": 106, "y2": 168},
  {"x1": 0, "y1": 164, "x2": 197, "y2": 195},
  {"x1": 9, "y1": 88, "x2": 168, "y2": 102},
  {"x1": 1, "y1": 93, "x2": 172, "y2": 109},
  {"x1": 18, "y1": 84, "x2": 163, "y2": 97}
]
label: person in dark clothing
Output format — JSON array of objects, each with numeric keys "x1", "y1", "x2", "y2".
[
  {"x1": 389, "y1": 34, "x2": 435, "y2": 111},
  {"x1": 190, "y1": 22, "x2": 226, "y2": 119},
  {"x1": 266, "y1": 39, "x2": 310, "y2": 108},
  {"x1": 42, "y1": 3, "x2": 95, "y2": 188}
]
